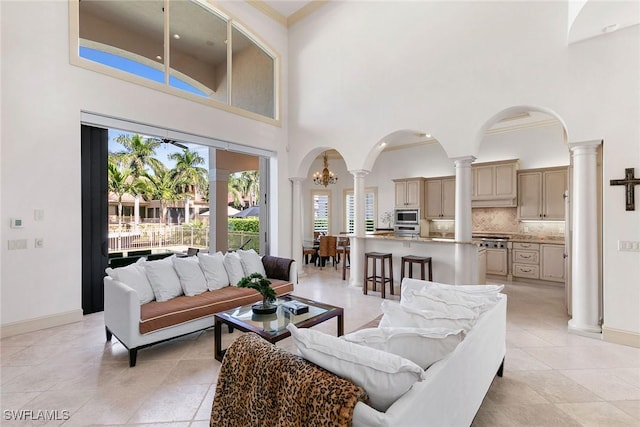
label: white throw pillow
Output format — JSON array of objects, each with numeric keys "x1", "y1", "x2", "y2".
[
  {"x1": 106, "y1": 258, "x2": 155, "y2": 304},
  {"x1": 401, "y1": 278, "x2": 504, "y2": 298},
  {"x1": 237, "y1": 249, "x2": 267, "y2": 277},
  {"x1": 198, "y1": 252, "x2": 229, "y2": 290},
  {"x1": 144, "y1": 256, "x2": 183, "y2": 302},
  {"x1": 287, "y1": 323, "x2": 425, "y2": 412},
  {"x1": 224, "y1": 252, "x2": 245, "y2": 286},
  {"x1": 172, "y1": 256, "x2": 208, "y2": 296},
  {"x1": 401, "y1": 288, "x2": 482, "y2": 317},
  {"x1": 342, "y1": 327, "x2": 464, "y2": 369},
  {"x1": 379, "y1": 300, "x2": 477, "y2": 332}
]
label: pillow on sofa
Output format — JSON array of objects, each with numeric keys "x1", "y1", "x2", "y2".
[
  {"x1": 172, "y1": 256, "x2": 207, "y2": 296},
  {"x1": 144, "y1": 255, "x2": 183, "y2": 302},
  {"x1": 106, "y1": 258, "x2": 155, "y2": 304},
  {"x1": 379, "y1": 300, "x2": 477, "y2": 332},
  {"x1": 401, "y1": 278, "x2": 504, "y2": 298},
  {"x1": 424, "y1": 288, "x2": 500, "y2": 314},
  {"x1": 224, "y1": 252, "x2": 245, "y2": 286},
  {"x1": 342, "y1": 327, "x2": 464, "y2": 370},
  {"x1": 287, "y1": 323, "x2": 426, "y2": 412},
  {"x1": 238, "y1": 249, "x2": 267, "y2": 277},
  {"x1": 401, "y1": 289, "x2": 482, "y2": 317},
  {"x1": 198, "y1": 252, "x2": 229, "y2": 290}
]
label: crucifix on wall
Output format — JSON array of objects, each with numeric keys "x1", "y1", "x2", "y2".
[{"x1": 610, "y1": 168, "x2": 640, "y2": 211}]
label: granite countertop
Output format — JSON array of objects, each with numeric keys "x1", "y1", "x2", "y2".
[{"x1": 361, "y1": 234, "x2": 477, "y2": 245}]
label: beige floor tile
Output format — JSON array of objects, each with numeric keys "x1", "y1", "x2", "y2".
[
  {"x1": 559, "y1": 369, "x2": 640, "y2": 401},
  {"x1": 127, "y1": 384, "x2": 210, "y2": 424},
  {"x1": 473, "y1": 403, "x2": 582, "y2": 426},
  {"x1": 1, "y1": 391, "x2": 41, "y2": 413},
  {"x1": 163, "y1": 359, "x2": 220, "y2": 385},
  {"x1": 504, "y1": 347, "x2": 553, "y2": 371},
  {"x1": 192, "y1": 384, "x2": 216, "y2": 421},
  {"x1": 190, "y1": 421, "x2": 211, "y2": 427},
  {"x1": 507, "y1": 328, "x2": 556, "y2": 348},
  {"x1": 483, "y1": 375, "x2": 549, "y2": 405},
  {"x1": 611, "y1": 400, "x2": 640, "y2": 420},
  {"x1": 556, "y1": 401, "x2": 638, "y2": 426},
  {"x1": 611, "y1": 367, "x2": 640, "y2": 388},
  {"x1": 508, "y1": 370, "x2": 602, "y2": 403}
]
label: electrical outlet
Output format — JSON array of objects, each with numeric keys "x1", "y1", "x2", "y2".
[{"x1": 35, "y1": 238, "x2": 44, "y2": 248}]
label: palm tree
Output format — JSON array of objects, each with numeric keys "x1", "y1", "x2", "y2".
[
  {"x1": 107, "y1": 162, "x2": 133, "y2": 231},
  {"x1": 169, "y1": 149, "x2": 208, "y2": 195},
  {"x1": 115, "y1": 134, "x2": 163, "y2": 177},
  {"x1": 228, "y1": 171, "x2": 260, "y2": 209},
  {"x1": 139, "y1": 166, "x2": 187, "y2": 224},
  {"x1": 228, "y1": 173, "x2": 246, "y2": 209}
]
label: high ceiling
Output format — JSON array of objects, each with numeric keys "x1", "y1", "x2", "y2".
[{"x1": 257, "y1": 0, "x2": 639, "y2": 42}]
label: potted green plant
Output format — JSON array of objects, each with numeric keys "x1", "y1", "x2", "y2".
[{"x1": 237, "y1": 272, "x2": 277, "y2": 314}]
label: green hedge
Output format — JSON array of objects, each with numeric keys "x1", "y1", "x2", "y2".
[{"x1": 228, "y1": 217, "x2": 259, "y2": 232}]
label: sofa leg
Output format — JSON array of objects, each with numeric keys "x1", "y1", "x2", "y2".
[
  {"x1": 497, "y1": 357, "x2": 505, "y2": 377},
  {"x1": 105, "y1": 327, "x2": 112, "y2": 341},
  {"x1": 129, "y1": 349, "x2": 138, "y2": 367},
  {"x1": 227, "y1": 325, "x2": 234, "y2": 333}
]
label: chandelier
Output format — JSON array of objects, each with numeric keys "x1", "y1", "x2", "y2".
[{"x1": 313, "y1": 152, "x2": 338, "y2": 187}]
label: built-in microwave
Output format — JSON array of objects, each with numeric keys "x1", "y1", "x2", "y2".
[{"x1": 394, "y1": 208, "x2": 420, "y2": 225}]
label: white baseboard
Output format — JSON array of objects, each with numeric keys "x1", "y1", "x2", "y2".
[
  {"x1": 602, "y1": 325, "x2": 640, "y2": 348},
  {"x1": 0, "y1": 310, "x2": 84, "y2": 338}
]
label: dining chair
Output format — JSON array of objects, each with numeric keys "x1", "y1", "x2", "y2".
[{"x1": 318, "y1": 235, "x2": 338, "y2": 269}]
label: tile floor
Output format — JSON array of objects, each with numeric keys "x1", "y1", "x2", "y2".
[{"x1": 1, "y1": 267, "x2": 639, "y2": 426}]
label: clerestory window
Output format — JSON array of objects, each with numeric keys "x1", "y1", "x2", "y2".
[{"x1": 72, "y1": 0, "x2": 278, "y2": 122}]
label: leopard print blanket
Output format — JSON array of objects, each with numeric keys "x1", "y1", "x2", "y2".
[{"x1": 211, "y1": 333, "x2": 368, "y2": 426}]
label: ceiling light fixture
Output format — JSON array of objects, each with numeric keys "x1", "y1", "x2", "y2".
[
  {"x1": 173, "y1": 33, "x2": 181, "y2": 39},
  {"x1": 313, "y1": 152, "x2": 338, "y2": 187},
  {"x1": 156, "y1": 55, "x2": 162, "y2": 61}
]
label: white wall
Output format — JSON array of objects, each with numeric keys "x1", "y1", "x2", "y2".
[
  {"x1": 288, "y1": 2, "x2": 640, "y2": 341},
  {"x1": 0, "y1": 1, "x2": 290, "y2": 329}
]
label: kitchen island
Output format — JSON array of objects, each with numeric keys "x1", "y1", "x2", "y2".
[{"x1": 353, "y1": 234, "x2": 484, "y2": 289}]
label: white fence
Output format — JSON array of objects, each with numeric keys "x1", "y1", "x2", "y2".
[{"x1": 108, "y1": 225, "x2": 258, "y2": 253}]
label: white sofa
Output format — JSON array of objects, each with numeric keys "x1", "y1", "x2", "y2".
[
  {"x1": 351, "y1": 279, "x2": 507, "y2": 426},
  {"x1": 104, "y1": 254, "x2": 297, "y2": 366}
]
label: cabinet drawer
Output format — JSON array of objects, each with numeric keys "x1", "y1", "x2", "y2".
[
  {"x1": 513, "y1": 263, "x2": 540, "y2": 279},
  {"x1": 513, "y1": 249, "x2": 539, "y2": 264},
  {"x1": 512, "y1": 242, "x2": 540, "y2": 250}
]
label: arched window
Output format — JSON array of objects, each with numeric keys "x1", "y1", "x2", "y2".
[{"x1": 71, "y1": 0, "x2": 278, "y2": 122}]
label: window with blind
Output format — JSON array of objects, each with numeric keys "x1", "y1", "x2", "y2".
[
  {"x1": 345, "y1": 188, "x2": 377, "y2": 233},
  {"x1": 312, "y1": 191, "x2": 331, "y2": 234}
]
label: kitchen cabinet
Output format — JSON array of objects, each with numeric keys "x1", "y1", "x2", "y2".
[
  {"x1": 477, "y1": 248, "x2": 487, "y2": 284},
  {"x1": 471, "y1": 159, "x2": 519, "y2": 207},
  {"x1": 394, "y1": 178, "x2": 424, "y2": 210},
  {"x1": 518, "y1": 167, "x2": 567, "y2": 220},
  {"x1": 425, "y1": 177, "x2": 455, "y2": 219},
  {"x1": 540, "y1": 244, "x2": 566, "y2": 282},
  {"x1": 486, "y1": 248, "x2": 507, "y2": 275},
  {"x1": 511, "y1": 241, "x2": 565, "y2": 284}
]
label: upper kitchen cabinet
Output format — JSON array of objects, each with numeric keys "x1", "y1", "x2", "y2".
[
  {"x1": 425, "y1": 177, "x2": 455, "y2": 219},
  {"x1": 518, "y1": 167, "x2": 568, "y2": 220},
  {"x1": 471, "y1": 160, "x2": 519, "y2": 207},
  {"x1": 394, "y1": 178, "x2": 425, "y2": 211}
]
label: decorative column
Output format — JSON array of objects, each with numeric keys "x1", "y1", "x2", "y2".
[
  {"x1": 568, "y1": 140, "x2": 602, "y2": 336},
  {"x1": 350, "y1": 170, "x2": 369, "y2": 287},
  {"x1": 452, "y1": 155, "x2": 476, "y2": 284},
  {"x1": 290, "y1": 177, "x2": 305, "y2": 275}
]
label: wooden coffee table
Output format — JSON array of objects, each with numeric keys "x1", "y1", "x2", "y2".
[{"x1": 214, "y1": 295, "x2": 344, "y2": 361}]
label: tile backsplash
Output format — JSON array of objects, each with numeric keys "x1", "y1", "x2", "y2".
[
  {"x1": 472, "y1": 207, "x2": 565, "y2": 239},
  {"x1": 427, "y1": 208, "x2": 565, "y2": 240}
]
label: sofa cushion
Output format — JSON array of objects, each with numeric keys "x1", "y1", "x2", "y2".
[
  {"x1": 287, "y1": 323, "x2": 426, "y2": 412},
  {"x1": 224, "y1": 252, "x2": 245, "y2": 286},
  {"x1": 139, "y1": 279, "x2": 293, "y2": 334},
  {"x1": 106, "y1": 258, "x2": 155, "y2": 304},
  {"x1": 238, "y1": 249, "x2": 267, "y2": 277},
  {"x1": 342, "y1": 327, "x2": 464, "y2": 369},
  {"x1": 379, "y1": 300, "x2": 477, "y2": 332},
  {"x1": 401, "y1": 279, "x2": 504, "y2": 297},
  {"x1": 172, "y1": 256, "x2": 208, "y2": 296},
  {"x1": 144, "y1": 255, "x2": 183, "y2": 302},
  {"x1": 198, "y1": 252, "x2": 230, "y2": 290}
]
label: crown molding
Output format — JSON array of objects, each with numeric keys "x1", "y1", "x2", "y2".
[
  {"x1": 485, "y1": 118, "x2": 559, "y2": 135},
  {"x1": 247, "y1": 1, "x2": 328, "y2": 28}
]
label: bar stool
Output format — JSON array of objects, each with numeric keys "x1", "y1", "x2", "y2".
[
  {"x1": 364, "y1": 252, "x2": 394, "y2": 298},
  {"x1": 400, "y1": 255, "x2": 433, "y2": 298}
]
